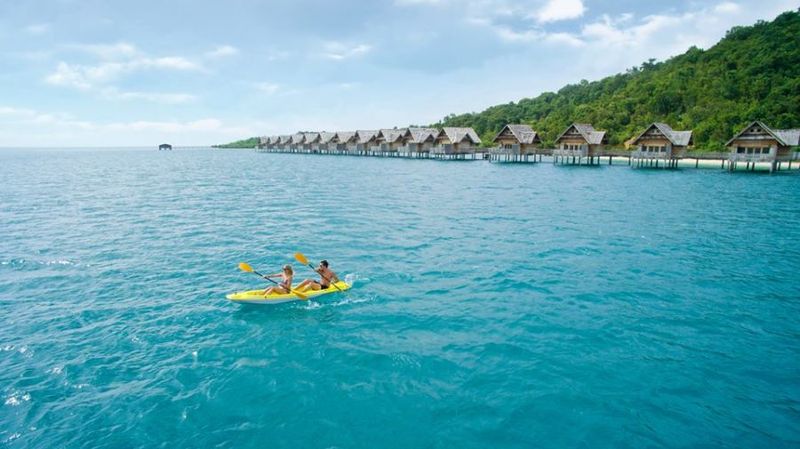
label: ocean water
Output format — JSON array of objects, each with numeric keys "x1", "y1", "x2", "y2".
[{"x1": 1, "y1": 148, "x2": 799, "y2": 449}]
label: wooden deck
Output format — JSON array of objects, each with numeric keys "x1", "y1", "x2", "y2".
[{"x1": 253, "y1": 146, "x2": 800, "y2": 172}]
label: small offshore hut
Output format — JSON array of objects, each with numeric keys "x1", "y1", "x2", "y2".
[
  {"x1": 552, "y1": 123, "x2": 608, "y2": 165},
  {"x1": 289, "y1": 132, "x2": 305, "y2": 152},
  {"x1": 630, "y1": 123, "x2": 693, "y2": 168},
  {"x1": 432, "y1": 127, "x2": 482, "y2": 159},
  {"x1": 318, "y1": 132, "x2": 336, "y2": 153},
  {"x1": 490, "y1": 124, "x2": 542, "y2": 162},
  {"x1": 275, "y1": 135, "x2": 290, "y2": 151},
  {"x1": 158, "y1": 143, "x2": 172, "y2": 151},
  {"x1": 402, "y1": 128, "x2": 438, "y2": 157},
  {"x1": 355, "y1": 130, "x2": 379, "y2": 155},
  {"x1": 376, "y1": 128, "x2": 407, "y2": 156},
  {"x1": 303, "y1": 132, "x2": 321, "y2": 152},
  {"x1": 335, "y1": 132, "x2": 358, "y2": 154},
  {"x1": 727, "y1": 121, "x2": 800, "y2": 172}
]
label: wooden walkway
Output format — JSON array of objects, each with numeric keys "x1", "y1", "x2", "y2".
[{"x1": 253, "y1": 147, "x2": 800, "y2": 172}]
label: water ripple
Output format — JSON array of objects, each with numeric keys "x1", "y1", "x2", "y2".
[{"x1": 0, "y1": 149, "x2": 799, "y2": 448}]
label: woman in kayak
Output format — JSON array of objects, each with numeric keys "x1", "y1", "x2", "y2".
[
  {"x1": 297, "y1": 260, "x2": 339, "y2": 292},
  {"x1": 263, "y1": 264, "x2": 294, "y2": 295}
]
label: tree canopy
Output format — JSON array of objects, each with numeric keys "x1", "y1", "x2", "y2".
[{"x1": 434, "y1": 10, "x2": 800, "y2": 150}]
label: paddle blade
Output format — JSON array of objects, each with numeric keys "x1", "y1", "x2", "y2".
[
  {"x1": 238, "y1": 262, "x2": 254, "y2": 273},
  {"x1": 294, "y1": 289, "x2": 308, "y2": 300},
  {"x1": 294, "y1": 252, "x2": 309, "y2": 265}
]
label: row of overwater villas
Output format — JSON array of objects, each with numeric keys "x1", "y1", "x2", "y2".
[
  {"x1": 259, "y1": 128, "x2": 483, "y2": 158},
  {"x1": 258, "y1": 121, "x2": 800, "y2": 165}
]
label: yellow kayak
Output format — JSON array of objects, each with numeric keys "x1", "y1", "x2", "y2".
[{"x1": 226, "y1": 281, "x2": 351, "y2": 305}]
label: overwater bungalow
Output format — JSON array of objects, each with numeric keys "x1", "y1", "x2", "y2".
[
  {"x1": 355, "y1": 130, "x2": 379, "y2": 155},
  {"x1": 727, "y1": 121, "x2": 800, "y2": 172},
  {"x1": 402, "y1": 128, "x2": 438, "y2": 156},
  {"x1": 490, "y1": 124, "x2": 542, "y2": 162},
  {"x1": 553, "y1": 123, "x2": 608, "y2": 165},
  {"x1": 432, "y1": 127, "x2": 482, "y2": 159},
  {"x1": 376, "y1": 129, "x2": 407, "y2": 156},
  {"x1": 289, "y1": 133, "x2": 305, "y2": 152},
  {"x1": 303, "y1": 132, "x2": 321, "y2": 152},
  {"x1": 277, "y1": 135, "x2": 291, "y2": 151},
  {"x1": 318, "y1": 132, "x2": 336, "y2": 153},
  {"x1": 335, "y1": 132, "x2": 357, "y2": 154},
  {"x1": 630, "y1": 123, "x2": 693, "y2": 168},
  {"x1": 257, "y1": 136, "x2": 269, "y2": 149}
]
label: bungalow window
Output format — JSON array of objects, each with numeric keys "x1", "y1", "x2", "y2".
[{"x1": 737, "y1": 147, "x2": 746, "y2": 154}]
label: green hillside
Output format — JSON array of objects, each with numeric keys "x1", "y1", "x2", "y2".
[
  {"x1": 213, "y1": 137, "x2": 259, "y2": 149},
  {"x1": 435, "y1": 9, "x2": 800, "y2": 150}
]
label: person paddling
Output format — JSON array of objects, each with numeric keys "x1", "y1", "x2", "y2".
[
  {"x1": 263, "y1": 264, "x2": 294, "y2": 296},
  {"x1": 296, "y1": 260, "x2": 339, "y2": 292}
]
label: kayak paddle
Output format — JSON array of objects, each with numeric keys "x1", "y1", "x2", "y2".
[
  {"x1": 293, "y1": 252, "x2": 343, "y2": 292},
  {"x1": 238, "y1": 262, "x2": 308, "y2": 300}
]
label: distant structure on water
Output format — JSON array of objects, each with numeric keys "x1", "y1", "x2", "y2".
[
  {"x1": 490, "y1": 124, "x2": 542, "y2": 162},
  {"x1": 630, "y1": 123, "x2": 693, "y2": 169},
  {"x1": 253, "y1": 120, "x2": 799, "y2": 172},
  {"x1": 552, "y1": 123, "x2": 608, "y2": 165},
  {"x1": 727, "y1": 121, "x2": 800, "y2": 172},
  {"x1": 159, "y1": 143, "x2": 172, "y2": 151}
]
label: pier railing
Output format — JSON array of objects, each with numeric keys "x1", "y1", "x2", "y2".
[
  {"x1": 553, "y1": 148, "x2": 588, "y2": 158},
  {"x1": 728, "y1": 153, "x2": 775, "y2": 162}
]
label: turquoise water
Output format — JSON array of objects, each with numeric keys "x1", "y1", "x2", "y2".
[{"x1": 1, "y1": 148, "x2": 799, "y2": 448}]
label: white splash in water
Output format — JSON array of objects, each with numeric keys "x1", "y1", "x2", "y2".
[
  {"x1": 332, "y1": 295, "x2": 376, "y2": 307},
  {"x1": 48, "y1": 366, "x2": 63, "y2": 375},
  {"x1": 344, "y1": 273, "x2": 359, "y2": 286},
  {"x1": 5, "y1": 392, "x2": 30, "y2": 406}
]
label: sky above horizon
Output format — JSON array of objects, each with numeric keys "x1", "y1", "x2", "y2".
[{"x1": 1, "y1": 0, "x2": 798, "y2": 147}]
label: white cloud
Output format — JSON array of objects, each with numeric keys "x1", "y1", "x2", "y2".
[
  {"x1": 336, "y1": 82, "x2": 360, "y2": 90},
  {"x1": 321, "y1": 42, "x2": 373, "y2": 60},
  {"x1": 0, "y1": 106, "x2": 92, "y2": 130},
  {"x1": 715, "y1": 2, "x2": 741, "y2": 13},
  {"x1": 101, "y1": 88, "x2": 197, "y2": 104},
  {"x1": 45, "y1": 62, "x2": 94, "y2": 90},
  {"x1": 205, "y1": 45, "x2": 239, "y2": 58},
  {"x1": 494, "y1": 27, "x2": 543, "y2": 42},
  {"x1": 66, "y1": 42, "x2": 140, "y2": 60},
  {"x1": 535, "y1": 0, "x2": 585, "y2": 23},
  {"x1": 545, "y1": 32, "x2": 585, "y2": 47},
  {"x1": 254, "y1": 82, "x2": 281, "y2": 95},
  {"x1": 394, "y1": 0, "x2": 445, "y2": 4},
  {"x1": 0, "y1": 105, "x2": 261, "y2": 146},
  {"x1": 24, "y1": 23, "x2": 50, "y2": 35},
  {"x1": 45, "y1": 56, "x2": 201, "y2": 90},
  {"x1": 44, "y1": 45, "x2": 203, "y2": 105}
]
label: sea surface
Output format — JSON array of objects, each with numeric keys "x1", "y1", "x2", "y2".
[{"x1": 1, "y1": 148, "x2": 799, "y2": 448}]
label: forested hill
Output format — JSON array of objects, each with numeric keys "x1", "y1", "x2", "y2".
[{"x1": 435, "y1": 9, "x2": 800, "y2": 150}]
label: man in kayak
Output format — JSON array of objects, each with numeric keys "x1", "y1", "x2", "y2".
[{"x1": 296, "y1": 260, "x2": 339, "y2": 292}]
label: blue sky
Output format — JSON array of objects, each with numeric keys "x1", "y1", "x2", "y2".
[{"x1": 0, "y1": 0, "x2": 798, "y2": 147}]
